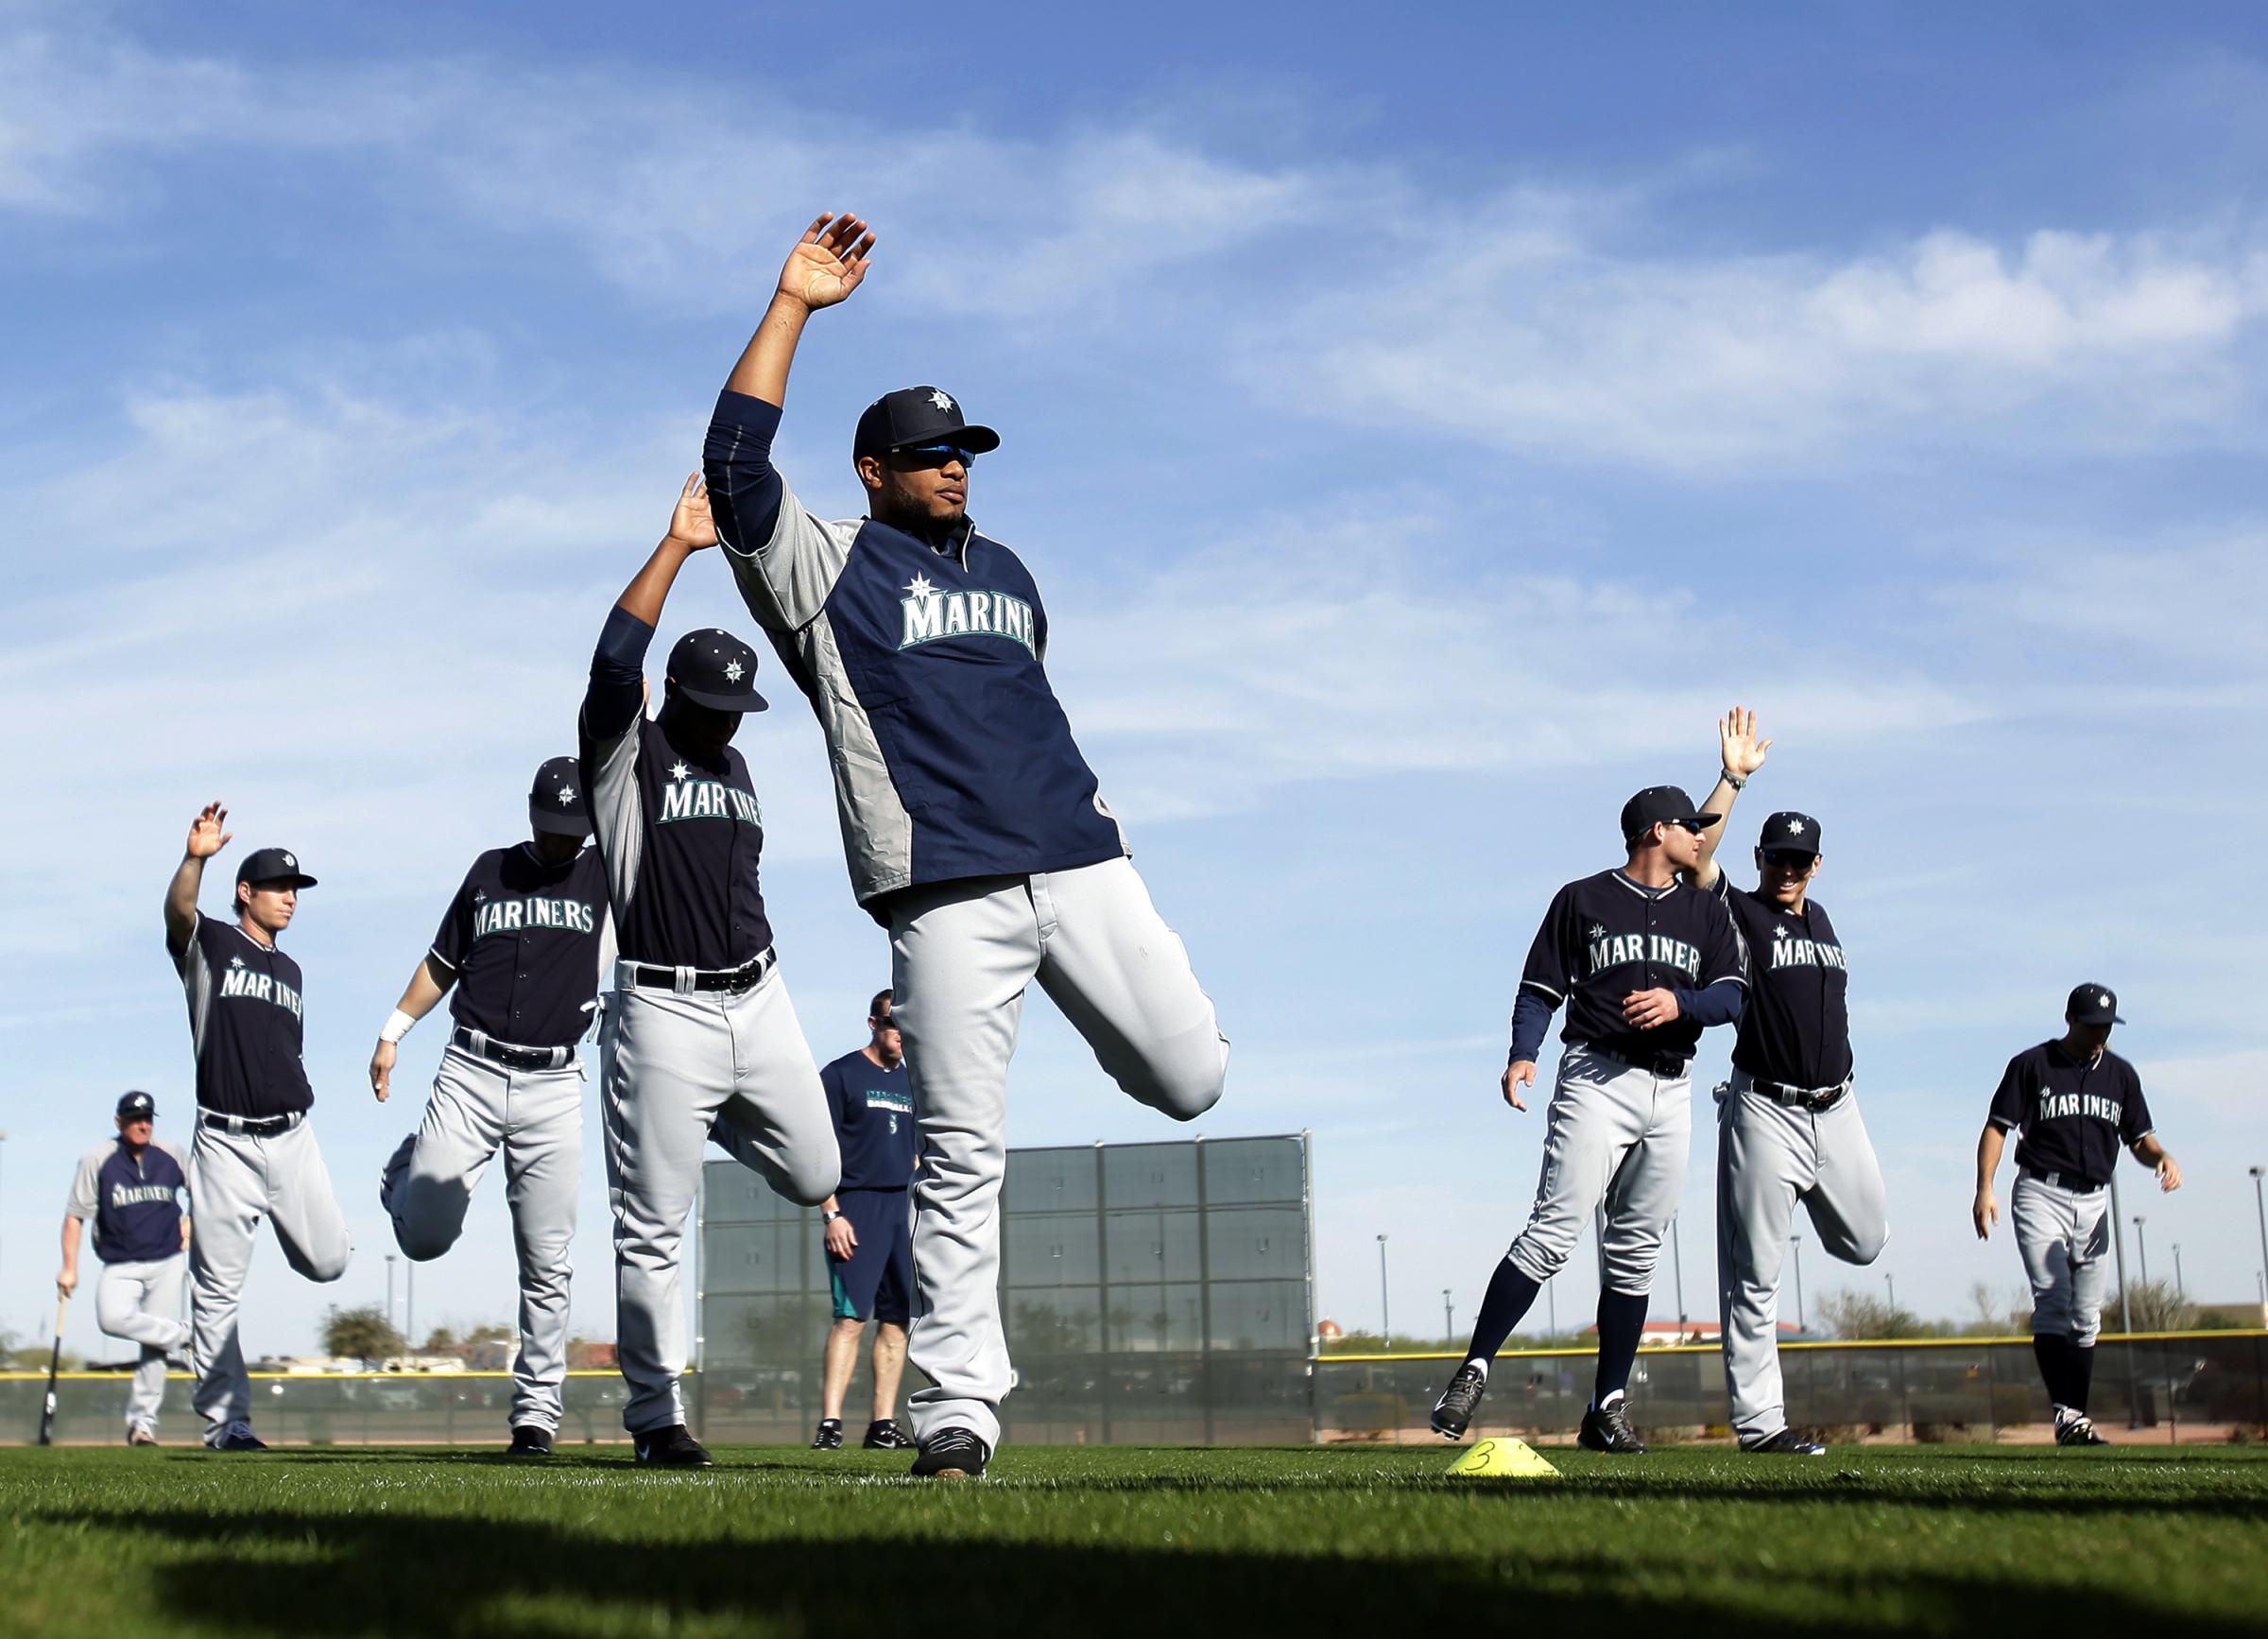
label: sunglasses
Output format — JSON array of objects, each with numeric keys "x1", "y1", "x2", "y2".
[
  {"x1": 1759, "y1": 851, "x2": 1817, "y2": 871},
  {"x1": 889, "y1": 442, "x2": 977, "y2": 471}
]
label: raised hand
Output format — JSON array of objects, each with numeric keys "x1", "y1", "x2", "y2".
[
  {"x1": 665, "y1": 474, "x2": 719, "y2": 552},
  {"x1": 1719, "y1": 707, "x2": 1773, "y2": 779},
  {"x1": 185, "y1": 802, "x2": 232, "y2": 860},
  {"x1": 775, "y1": 213, "x2": 876, "y2": 313}
]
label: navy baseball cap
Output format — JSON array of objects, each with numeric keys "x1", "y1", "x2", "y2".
[
  {"x1": 2067, "y1": 984, "x2": 2125, "y2": 1026},
  {"x1": 666, "y1": 629, "x2": 769, "y2": 713},
  {"x1": 235, "y1": 847, "x2": 316, "y2": 889},
  {"x1": 116, "y1": 1091, "x2": 156, "y2": 1120},
  {"x1": 528, "y1": 755, "x2": 591, "y2": 838},
  {"x1": 1759, "y1": 811, "x2": 1822, "y2": 854},
  {"x1": 1621, "y1": 785, "x2": 1721, "y2": 844},
  {"x1": 852, "y1": 386, "x2": 1000, "y2": 460}
]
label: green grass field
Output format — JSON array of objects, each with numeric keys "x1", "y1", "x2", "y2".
[{"x1": 3, "y1": 1442, "x2": 2264, "y2": 1637}]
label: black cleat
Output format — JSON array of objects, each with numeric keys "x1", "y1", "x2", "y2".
[
  {"x1": 2055, "y1": 1415, "x2": 2111, "y2": 1447},
  {"x1": 811, "y1": 1420, "x2": 845, "y2": 1451},
  {"x1": 209, "y1": 1422, "x2": 268, "y2": 1452},
  {"x1": 505, "y1": 1425, "x2": 555, "y2": 1458},
  {"x1": 1741, "y1": 1427, "x2": 1826, "y2": 1456},
  {"x1": 633, "y1": 1424, "x2": 713, "y2": 1467},
  {"x1": 1577, "y1": 1400, "x2": 1647, "y2": 1454},
  {"x1": 863, "y1": 1419, "x2": 916, "y2": 1450},
  {"x1": 1430, "y1": 1362, "x2": 1488, "y2": 1440},
  {"x1": 909, "y1": 1426, "x2": 990, "y2": 1479}
]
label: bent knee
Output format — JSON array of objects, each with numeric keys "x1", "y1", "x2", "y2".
[
  {"x1": 780, "y1": 1158, "x2": 841, "y2": 1210},
  {"x1": 301, "y1": 1251, "x2": 352, "y2": 1285},
  {"x1": 1831, "y1": 1223, "x2": 1889, "y2": 1268},
  {"x1": 395, "y1": 1227, "x2": 457, "y2": 1263},
  {"x1": 1130, "y1": 1030, "x2": 1229, "y2": 1122}
]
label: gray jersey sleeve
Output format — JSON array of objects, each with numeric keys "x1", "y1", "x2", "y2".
[
  {"x1": 156, "y1": 1138, "x2": 192, "y2": 1213},
  {"x1": 66, "y1": 1147, "x2": 105, "y2": 1220},
  {"x1": 718, "y1": 472, "x2": 864, "y2": 632}
]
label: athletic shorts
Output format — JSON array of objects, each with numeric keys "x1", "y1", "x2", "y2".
[{"x1": 829, "y1": 1187, "x2": 913, "y2": 1324}]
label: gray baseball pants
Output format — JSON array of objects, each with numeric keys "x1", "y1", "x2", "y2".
[
  {"x1": 383, "y1": 1043, "x2": 583, "y2": 1434},
  {"x1": 889, "y1": 857, "x2": 1228, "y2": 1450},
  {"x1": 1505, "y1": 1044, "x2": 1691, "y2": 1292},
  {"x1": 1715, "y1": 1069, "x2": 1889, "y2": 1441},
  {"x1": 600, "y1": 959, "x2": 839, "y2": 1435},
  {"x1": 2012, "y1": 1171, "x2": 2112, "y2": 1345},
  {"x1": 188, "y1": 1116, "x2": 352, "y2": 1441},
  {"x1": 97, "y1": 1253, "x2": 188, "y2": 1435}
]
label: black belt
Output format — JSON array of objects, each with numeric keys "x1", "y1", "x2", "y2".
[
  {"x1": 1747, "y1": 1074, "x2": 1851, "y2": 1112},
  {"x1": 198, "y1": 1109, "x2": 303, "y2": 1137},
  {"x1": 622, "y1": 945, "x2": 778, "y2": 995},
  {"x1": 1578, "y1": 1042, "x2": 1691, "y2": 1078},
  {"x1": 2019, "y1": 1165, "x2": 2105, "y2": 1194},
  {"x1": 452, "y1": 1027, "x2": 575, "y2": 1071}
]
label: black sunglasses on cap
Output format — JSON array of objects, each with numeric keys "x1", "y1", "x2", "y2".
[{"x1": 889, "y1": 442, "x2": 978, "y2": 471}]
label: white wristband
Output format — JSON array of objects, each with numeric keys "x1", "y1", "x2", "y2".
[{"x1": 379, "y1": 1009, "x2": 419, "y2": 1045}]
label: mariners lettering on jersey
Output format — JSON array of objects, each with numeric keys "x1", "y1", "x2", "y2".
[
  {"x1": 900, "y1": 574, "x2": 1036, "y2": 655},
  {"x1": 2036, "y1": 1091, "x2": 2124, "y2": 1125},
  {"x1": 108, "y1": 1182, "x2": 180, "y2": 1208},
  {"x1": 217, "y1": 956, "x2": 303, "y2": 1020},
  {"x1": 864, "y1": 1087, "x2": 916, "y2": 1135},
  {"x1": 1587, "y1": 923, "x2": 1702, "y2": 981},
  {"x1": 660, "y1": 766, "x2": 765, "y2": 827},
  {"x1": 470, "y1": 894, "x2": 599, "y2": 940},
  {"x1": 1768, "y1": 923, "x2": 1849, "y2": 972}
]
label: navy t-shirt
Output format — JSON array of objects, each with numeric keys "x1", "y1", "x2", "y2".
[
  {"x1": 69, "y1": 1138, "x2": 190, "y2": 1264},
  {"x1": 1518, "y1": 870, "x2": 1745, "y2": 1063},
  {"x1": 1989, "y1": 1041, "x2": 2154, "y2": 1184},
  {"x1": 821, "y1": 1049, "x2": 917, "y2": 1191},
  {"x1": 1709, "y1": 873, "x2": 1852, "y2": 1089},
  {"x1": 429, "y1": 844, "x2": 610, "y2": 1048},
  {"x1": 167, "y1": 913, "x2": 313, "y2": 1117}
]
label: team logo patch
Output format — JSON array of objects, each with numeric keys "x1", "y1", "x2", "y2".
[
  {"x1": 928, "y1": 389, "x2": 954, "y2": 412},
  {"x1": 900, "y1": 575, "x2": 1036, "y2": 655}
]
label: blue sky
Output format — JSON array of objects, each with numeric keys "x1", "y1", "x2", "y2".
[{"x1": 5, "y1": 1, "x2": 2267, "y2": 1367}]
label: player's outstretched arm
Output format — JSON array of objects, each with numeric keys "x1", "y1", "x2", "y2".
[
  {"x1": 2132, "y1": 1134, "x2": 2182, "y2": 1192},
  {"x1": 723, "y1": 213, "x2": 876, "y2": 406},
  {"x1": 1971, "y1": 1124, "x2": 2007, "y2": 1238},
  {"x1": 1688, "y1": 707, "x2": 1771, "y2": 889},
  {"x1": 58, "y1": 1214, "x2": 82, "y2": 1298},
  {"x1": 164, "y1": 802, "x2": 231, "y2": 948},
  {"x1": 371, "y1": 956, "x2": 455, "y2": 1102}
]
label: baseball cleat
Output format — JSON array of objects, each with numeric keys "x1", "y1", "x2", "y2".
[
  {"x1": 810, "y1": 1420, "x2": 846, "y2": 1451},
  {"x1": 909, "y1": 1426, "x2": 990, "y2": 1479},
  {"x1": 209, "y1": 1422, "x2": 268, "y2": 1452},
  {"x1": 1431, "y1": 1362, "x2": 1488, "y2": 1440},
  {"x1": 128, "y1": 1425, "x2": 160, "y2": 1447},
  {"x1": 632, "y1": 1424, "x2": 713, "y2": 1467},
  {"x1": 862, "y1": 1419, "x2": 916, "y2": 1450},
  {"x1": 2054, "y1": 1415, "x2": 2111, "y2": 1447},
  {"x1": 505, "y1": 1425, "x2": 555, "y2": 1458},
  {"x1": 1740, "y1": 1427, "x2": 1827, "y2": 1456},
  {"x1": 1577, "y1": 1400, "x2": 1647, "y2": 1454}
]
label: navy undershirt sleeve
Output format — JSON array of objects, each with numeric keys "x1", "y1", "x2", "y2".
[
  {"x1": 583, "y1": 606, "x2": 656, "y2": 740},
  {"x1": 702, "y1": 389, "x2": 787, "y2": 553},
  {"x1": 1508, "y1": 991, "x2": 1556, "y2": 1063},
  {"x1": 1673, "y1": 978, "x2": 1744, "y2": 1028}
]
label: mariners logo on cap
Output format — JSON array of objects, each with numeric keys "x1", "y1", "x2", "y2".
[
  {"x1": 929, "y1": 389, "x2": 954, "y2": 412},
  {"x1": 1784, "y1": 819, "x2": 1802, "y2": 836}
]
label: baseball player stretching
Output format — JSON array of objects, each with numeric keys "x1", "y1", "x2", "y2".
[
  {"x1": 370, "y1": 757, "x2": 610, "y2": 1458},
  {"x1": 60, "y1": 1092, "x2": 193, "y2": 1444},
  {"x1": 811, "y1": 989, "x2": 919, "y2": 1453},
  {"x1": 1974, "y1": 984, "x2": 2182, "y2": 1446},
  {"x1": 1686, "y1": 709, "x2": 1887, "y2": 1455},
  {"x1": 703, "y1": 214, "x2": 1229, "y2": 1478},
  {"x1": 163, "y1": 804, "x2": 352, "y2": 1451},
  {"x1": 581, "y1": 477, "x2": 841, "y2": 1467},
  {"x1": 1431, "y1": 785, "x2": 1744, "y2": 1451}
]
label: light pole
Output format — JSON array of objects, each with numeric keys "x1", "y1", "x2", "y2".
[
  {"x1": 1376, "y1": 1234, "x2": 1390, "y2": 1346},
  {"x1": 1545, "y1": 1277, "x2": 1557, "y2": 1339},
  {"x1": 2173, "y1": 1243, "x2": 2184, "y2": 1299},
  {"x1": 406, "y1": 1261, "x2": 417, "y2": 1351},
  {"x1": 1670, "y1": 1212, "x2": 1687, "y2": 1336},
  {"x1": 2133, "y1": 1216, "x2": 2149, "y2": 1289},
  {"x1": 1883, "y1": 1271, "x2": 1897, "y2": 1316},
  {"x1": 1790, "y1": 1233, "x2": 1807, "y2": 1332},
  {"x1": 2251, "y1": 1168, "x2": 2267, "y2": 1323},
  {"x1": 385, "y1": 1254, "x2": 398, "y2": 1347},
  {"x1": 1442, "y1": 1288, "x2": 1453, "y2": 1347}
]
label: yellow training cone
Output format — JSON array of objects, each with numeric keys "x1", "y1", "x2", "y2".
[{"x1": 1447, "y1": 1437, "x2": 1558, "y2": 1478}]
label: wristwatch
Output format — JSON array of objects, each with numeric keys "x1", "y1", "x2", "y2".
[
  {"x1": 821, "y1": 1209, "x2": 843, "y2": 1223},
  {"x1": 1721, "y1": 768, "x2": 1747, "y2": 790}
]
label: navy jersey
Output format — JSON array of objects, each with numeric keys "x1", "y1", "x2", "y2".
[
  {"x1": 1709, "y1": 873, "x2": 1852, "y2": 1089},
  {"x1": 429, "y1": 844, "x2": 610, "y2": 1048},
  {"x1": 1518, "y1": 871, "x2": 1745, "y2": 1063},
  {"x1": 68, "y1": 1138, "x2": 190, "y2": 1264},
  {"x1": 166, "y1": 913, "x2": 312, "y2": 1117},
  {"x1": 822, "y1": 1049, "x2": 918, "y2": 1190},
  {"x1": 1989, "y1": 1041, "x2": 2153, "y2": 1185},
  {"x1": 580, "y1": 614, "x2": 776, "y2": 970},
  {"x1": 705, "y1": 391, "x2": 1126, "y2": 917}
]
